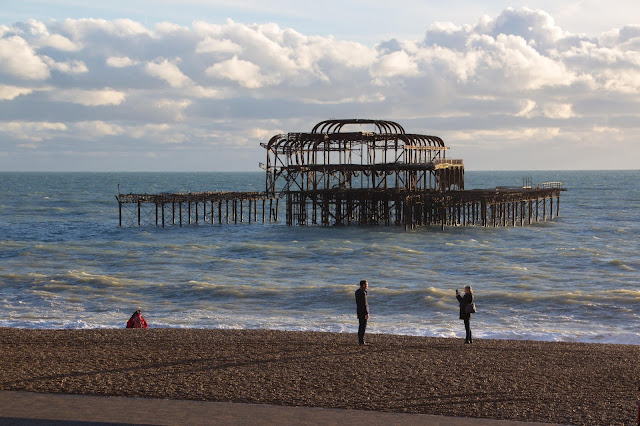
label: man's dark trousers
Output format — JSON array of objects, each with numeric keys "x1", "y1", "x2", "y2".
[{"x1": 358, "y1": 316, "x2": 367, "y2": 344}]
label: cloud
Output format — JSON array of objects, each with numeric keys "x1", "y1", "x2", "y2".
[
  {"x1": 49, "y1": 88, "x2": 127, "y2": 106},
  {"x1": 370, "y1": 50, "x2": 419, "y2": 79},
  {"x1": 196, "y1": 37, "x2": 243, "y2": 54},
  {"x1": 0, "y1": 36, "x2": 50, "y2": 80},
  {"x1": 58, "y1": 18, "x2": 149, "y2": 39},
  {"x1": 515, "y1": 99, "x2": 537, "y2": 118},
  {"x1": 145, "y1": 59, "x2": 192, "y2": 88},
  {"x1": 37, "y1": 33, "x2": 81, "y2": 51},
  {"x1": 206, "y1": 56, "x2": 266, "y2": 88},
  {"x1": 0, "y1": 85, "x2": 35, "y2": 100},
  {"x1": 0, "y1": 121, "x2": 67, "y2": 141},
  {"x1": 14, "y1": 19, "x2": 82, "y2": 51},
  {"x1": 42, "y1": 57, "x2": 88, "y2": 74},
  {"x1": 0, "y1": 9, "x2": 639, "y2": 171},
  {"x1": 106, "y1": 56, "x2": 139, "y2": 68},
  {"x1": 543, "y1": 103, "x2": 575, "y2": 119},
  {"x1": 73, "y1": 120, "x2": 124, "y2": 137}
]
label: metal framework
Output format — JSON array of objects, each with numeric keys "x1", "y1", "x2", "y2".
[
  {"x1": 261, "y1": 119, "x2": 466, "y2": 227},
  {"x1": 116, "y1": 118, "x2": 564, "y2": 229},
  {"x1": 262, "y1": 118, "x2": 464, "y2": 196}
]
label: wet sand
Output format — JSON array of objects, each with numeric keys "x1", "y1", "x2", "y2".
[{"x1": 1, "y1": 328, "x2": 638, "y2": 425}]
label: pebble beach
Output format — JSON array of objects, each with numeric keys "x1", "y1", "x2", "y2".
[{"x1": 1, "y1": 328, "x2": 639, "y2": 425}]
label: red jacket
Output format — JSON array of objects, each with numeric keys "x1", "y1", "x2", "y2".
[{"x1": 126, "y1": 313, "x2": 148, "y2": 328}]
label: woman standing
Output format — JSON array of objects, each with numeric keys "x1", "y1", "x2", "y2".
[{"x1": 456, "y1": 286, "x2": 474, "y2": 344}]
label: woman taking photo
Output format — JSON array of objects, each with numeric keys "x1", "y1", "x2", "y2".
[{"x1": 456, "y1": 286, "x2": 474, "y2": 344}]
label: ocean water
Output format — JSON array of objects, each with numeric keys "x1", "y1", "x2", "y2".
[{"x1": 0, "y1": 170, "x2": 638, "y2": 345}]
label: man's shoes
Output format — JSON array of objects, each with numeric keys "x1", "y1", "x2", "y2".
[{"x1": 359, "y1": 341, "x2": 368, "y2": 345}]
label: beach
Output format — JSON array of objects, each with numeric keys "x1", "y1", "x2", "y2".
[{"x1": 1, "y1": 328, "x2": 638, "y2": 425}]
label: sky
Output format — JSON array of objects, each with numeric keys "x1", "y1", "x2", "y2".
[{"x1": 1, "y1": 1, "x2": 639, "y2": 171}]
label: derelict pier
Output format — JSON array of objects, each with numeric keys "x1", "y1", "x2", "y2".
[{"x1": 116, "y1": 119, "x2": 564, "y2": 229}]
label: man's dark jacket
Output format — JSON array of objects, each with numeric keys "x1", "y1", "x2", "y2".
[{"x1": 355, "y1": 287, "x2": 369, "y2": 318}]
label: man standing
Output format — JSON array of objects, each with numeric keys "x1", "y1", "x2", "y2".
[{"x1": 355, "y1": 279, "x2": 369, "y2": 345}]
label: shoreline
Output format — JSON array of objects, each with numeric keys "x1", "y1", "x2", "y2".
[{"x1": 1, "y1": 328, "x2": 638, "y2": 425}]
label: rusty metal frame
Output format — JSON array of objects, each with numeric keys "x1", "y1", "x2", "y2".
[{"x1": 262, "y1": 119, "x2": 463, "y2": 198}]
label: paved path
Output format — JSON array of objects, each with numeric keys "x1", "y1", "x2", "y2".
[{"x1": 0, "y1": 391, "x2": 554, "y2": 425}]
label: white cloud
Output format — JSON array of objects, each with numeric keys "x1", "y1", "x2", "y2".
[
  {"x1": 73, "y1": 121, "x2": 124, "y2": 137},
  {"x1": 0, "y1": 85, "x2": 34, "y2": 100},
  {"x1": 154, "y1": 99, "x2": 192, "y2": 120},
  {"x1": 515, "y1": 99, "x2": 537, "y2": 118},
  {"x1": 1, "y1": 9, "x2": 639, "y2": 171},
  {"x1": 451, "y1": 127, "x2": 561, "y2": 142},
  {"x1": 184, "y1": 85, "x2": 223, "y2": 98},
  {"x1": 42, "y1": 56, "x2": 88, "y2": 74},
  {"x1": 16, "y1": 20, "x2": 81, "y2": 51},
  {"x1": 0, "y1": 121, "x2": 67, "y2": 141},
  {"x1": 106, "y1": 56, "x2": 139, "y2": 68},
  {"x1": 249, "y1": 127, "x2": 282, "y2": 140},
  {"x1": 196, "y1": 37, "x2": 242, "y2": 54},
  {"x1": 145, "y1": 59, "x2": 192, "y2": 88},
  {"x1": 206, "y1": 56, "x2": 266, "y2": 88},
  {"x1": 58, "y1": 18, "x2": 149, "y2": 39},
  {"x1": 543, "y1": 103, "x2": 575, "y2": 119},
  {"x1": 0, "y1": 36, "x2": 50, "y2": 80},
  {"x1": 49, "y1": 88, "x2": 127, "y2": 106},
  {"x1": 152, "y1": 22, "x2": 190, "y2": 36},
  {"x1": 39, "y1": 33, "x2": 81, "y2": 51},
  {"x1": 370, "y1": 50, "x2": 419, "y2": 79}
]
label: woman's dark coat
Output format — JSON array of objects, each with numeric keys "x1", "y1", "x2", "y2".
[{"x1": 456, "y1": 292, "x2": 473, "y2": 320}]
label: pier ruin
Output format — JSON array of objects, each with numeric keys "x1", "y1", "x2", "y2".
[{"x1": 116, "y1": 119, "x2": 564, "y2": 229}]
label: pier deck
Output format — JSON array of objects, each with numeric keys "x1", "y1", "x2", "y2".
[
  {"x1": 116, "y1": 191, "x2": 279, "y2": 227},
  {"x1": 116, "y1": 186, "x2": 563, "y2": 229}
]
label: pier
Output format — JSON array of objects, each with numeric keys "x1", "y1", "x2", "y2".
[
  {"x1": 116, "y1": 119, "x2": 564, "y2": 229},
  {"x1": 116, "y1": 191, "x2": 278, "y2": 227}
]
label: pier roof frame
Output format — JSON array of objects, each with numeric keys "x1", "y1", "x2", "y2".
[{"x1": 263, "y1": 119, "x2": 447, "y2": 154}]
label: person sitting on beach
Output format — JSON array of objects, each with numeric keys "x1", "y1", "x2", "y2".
[{"x1": 126, "y1": 310, "x2": 148, "y2": 328}]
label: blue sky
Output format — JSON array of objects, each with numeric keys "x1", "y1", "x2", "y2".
[{"x1": 1, "y1": 1, "x2": 639, "y2": 171}]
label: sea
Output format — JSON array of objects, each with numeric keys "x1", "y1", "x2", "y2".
[{"x1": 0, "y1": 170, "x2": 638, "y2": 345}]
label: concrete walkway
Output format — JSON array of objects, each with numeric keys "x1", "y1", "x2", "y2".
[{"x1": 0, "y1": 391, "x2": 553, "y2": 425}]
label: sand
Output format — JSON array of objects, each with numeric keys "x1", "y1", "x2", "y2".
[{"x1": 1, "y1": 328, "x2": 638, "y2": 425}]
